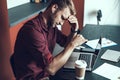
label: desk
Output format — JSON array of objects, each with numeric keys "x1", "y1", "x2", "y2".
[{"x1": 52, "y1": 24, "x2": 120, "y2": 80}]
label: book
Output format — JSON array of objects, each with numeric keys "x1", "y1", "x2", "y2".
[
  {"x1": 85, "y1": 38, "x2": 117, "y2": 49},
  {"x1": 35, "y1": 0, "x2": 41, "y2": 3},
  {"x1": 30, "y1": 0, "x2": 35, "y2": 3},
  {"x1": 42, "y1": 0, "x2": 48, "y2": 3},
  {"x1": 101, "y1": 49, "x2": 120, "y2": 62}
]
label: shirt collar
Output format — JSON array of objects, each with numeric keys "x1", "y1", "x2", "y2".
[{"x1": 38, "y1": 12, "x2": 49, "y2": 32}]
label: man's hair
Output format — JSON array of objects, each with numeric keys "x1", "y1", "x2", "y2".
[{"x1": 48, "y1": 0, "x2": 76, "y2": 15}]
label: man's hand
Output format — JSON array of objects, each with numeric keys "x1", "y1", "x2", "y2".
[
  {"x1": 68, "y1": 15, "x2": 79, "y2": 31},
  {"x1": 71, "y1": 34, "x2": 87, "y2": 47}
]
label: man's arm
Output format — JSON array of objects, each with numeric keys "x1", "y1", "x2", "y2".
[
  {"x1": 64, "y1": 15, "x2": 79, "y2": 47},
  {"x1": 45, "y1": 34, "x2": 87, "y2": 75},
  {"x1": 45, "y1": 15, "x2": 87, "y2": 75}
]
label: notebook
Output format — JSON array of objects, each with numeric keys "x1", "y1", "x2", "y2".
[
  {"x1": 64, "y1": 37, "x2": 102, "y2": 71},
  {"x1": 101, "y1": 49, "x2": 120, "y2": 62}
]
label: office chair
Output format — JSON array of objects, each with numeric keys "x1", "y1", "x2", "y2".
[{"x1": 10, "y1": 55, "x2": 16, "y2": 78}]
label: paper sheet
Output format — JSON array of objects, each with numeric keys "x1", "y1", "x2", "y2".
[
  {"x1": 75, "y1": 46, "x2": 85, "y2": 50},
  {"x1": 86, "y1": 38, "x2": 117, "y2": 49},
  {"x1": 92, "y1": 63, "x2": 120, "y2": 80}
]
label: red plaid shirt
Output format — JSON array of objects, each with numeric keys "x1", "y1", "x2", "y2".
[{"x1": 13, "y1": 13, "x2": 67, "y2": 80}]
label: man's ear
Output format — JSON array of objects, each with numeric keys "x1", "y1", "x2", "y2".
[{"x1": 51, "y1": 4, "x2": 58, "y2": 13}]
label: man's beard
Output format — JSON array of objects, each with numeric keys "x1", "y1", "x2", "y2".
[{"x1": 47, "y1": 12, "x2": 56, "y2": 29}]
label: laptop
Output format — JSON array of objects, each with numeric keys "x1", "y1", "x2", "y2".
[{"x1": 64, "y1": 37, "x2": 102, "y2": 71}]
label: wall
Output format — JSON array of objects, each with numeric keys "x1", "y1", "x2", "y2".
[
  {"x1": 7, "y1": 0, "x2": 120, "y2": 25},
  {"x1": 62, "y1": 0, "x2": 84, "y2": 35},
  {"x1": 84, "y1": 0, "x2": 120, "y2": 26},
  {"x1": 7, "y1": 0, "x2": 29, "y2": 9}
]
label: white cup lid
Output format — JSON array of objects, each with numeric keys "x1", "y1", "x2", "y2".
[{"x1": 75, "y1": 60, "x2": 87, "y2": 68}]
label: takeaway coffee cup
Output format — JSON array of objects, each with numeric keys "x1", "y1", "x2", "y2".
[{"x1": 75, "y1": 60, "x2": 87, "y2": 80}]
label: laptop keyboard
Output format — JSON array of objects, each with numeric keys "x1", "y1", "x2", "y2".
[{"x1": 79, "y1": 53, "x2": 92, "y2": 68}]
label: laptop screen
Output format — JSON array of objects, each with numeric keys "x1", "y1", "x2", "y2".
[
  {"x1": 94, "y1": 36, "x2": 102, "y2": 55},
  {"x1": 81, "y1": 36, "x2": 102, "y2": 71}
]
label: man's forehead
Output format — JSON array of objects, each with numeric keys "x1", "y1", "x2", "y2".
[{"x1": 62, "y1": 7, "x2": 71, "y2": 18}]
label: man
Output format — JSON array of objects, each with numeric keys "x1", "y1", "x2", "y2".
[{"x1": 11, "y1": 0, "x2": 87, "y2": 79}]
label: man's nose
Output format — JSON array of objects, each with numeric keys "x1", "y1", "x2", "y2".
[{"x1": 59, "y1": 21, "x2": 64, "y2": 25}]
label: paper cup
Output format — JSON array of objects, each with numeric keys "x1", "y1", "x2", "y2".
[{"x1": 75, "y1": 60, "x2": 87, "y2": 80}]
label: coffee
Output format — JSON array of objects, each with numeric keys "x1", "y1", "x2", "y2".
[{"x1": 75, "y1": 60, "x2": 87, "y2": 80}]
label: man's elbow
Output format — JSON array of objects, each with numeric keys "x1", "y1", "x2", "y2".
[{"x1": 45, "y1": 67, "x2": 56, "y2": 76}]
